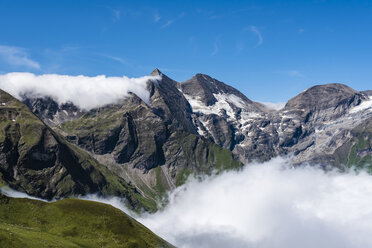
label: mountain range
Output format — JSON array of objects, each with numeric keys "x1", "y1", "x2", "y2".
[
  {"x1": 1, "y1": 68, "x2": 372, "y2": 246},
  {"x1": 1, "y1": 69, "x2": 372, "y2": 210}
]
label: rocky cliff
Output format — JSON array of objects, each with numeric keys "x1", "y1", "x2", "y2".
[{"x1": 0, "y1": 89, "x2": 155, "y2": 211}]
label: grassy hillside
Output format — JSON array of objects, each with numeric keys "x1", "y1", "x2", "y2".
[{"x1": 0, "y1": 194, "x2": 174, "y2": 248}]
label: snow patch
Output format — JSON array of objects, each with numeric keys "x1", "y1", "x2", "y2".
[
  {"x1": 350, "y1": 96, "x2": 372, "y2": 114},
  {"x1": 184, "y1": 93, "x2": 258, "y2": 121}
]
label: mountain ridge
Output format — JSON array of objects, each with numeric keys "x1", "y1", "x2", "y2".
[{"x1": 1, "y1": 69, "x2": 371, "y2": 206}]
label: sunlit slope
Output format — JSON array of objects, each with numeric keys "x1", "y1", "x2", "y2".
[
  {"x1": 0, "y1": 89, "x2": 156, "y2": 212},
  {"x1": 0, "y1": 194, "x2": 174, "y2": 248}
]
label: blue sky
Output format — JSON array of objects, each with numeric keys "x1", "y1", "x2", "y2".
[{"x1": 0, "y1": 0, "x2": 371, "y2": 102}]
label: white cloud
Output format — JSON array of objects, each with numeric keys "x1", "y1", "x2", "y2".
[
  {"x1": 0, "y1": 187, "x2": 134, "y2": 217},
  {"x1": 249, "y1": 26, "x2": 263, "y2": 47},
  {"x1": 260, "y1": 101, "x2": 286, "y2": 110},
  {"x1": 161, "y1": 19, "x2": 174, "y2": 29},
  {"x1": 100, "y1": 54, "x2": 132, "y2": 66},
  {"x1": 280, "y1": 70, "x2": 305, "y2": 78},
  {"x1": 3, "y1": 157, "x2": 372, "y2": 248},
  {"x1": 0, "y1": 186, "x2": 48, "y2": 202},
  {"x1": 0, "y1": 72, "x2": 161, "y2": 110},
  {"x1": 0, "y1": 45, "x2": 40, "y2": 69},
  {"x1": 138, "y1": 157, "x2": 372, "y2": 248}
]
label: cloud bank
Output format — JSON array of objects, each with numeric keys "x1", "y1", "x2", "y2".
[
  {"x1": 3, "y1": 157, "x2": 372, "y2": 248},
  {"x1": 138, "y1": 157, "x2": 372, "y2": 248},
  {"x1": 0, "y1": 72, "x2": 160, "y2": 110}
]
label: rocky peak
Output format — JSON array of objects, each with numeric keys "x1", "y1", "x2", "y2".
[
  {"x1": 285, "y1": 83, "x2": 365, "y2": 111},
  {"x1": 147, "y1": 70, "x2": 196, "y2": 134},
  {"x1": 180, "y1": 74, "x2": 219, "y2": 106},
  {"x1": 150, "y1": 68, "x2": 162, "y2": 77},
  {"x1": 283, "y1": 83, "x2": 367, "y2": 121}
]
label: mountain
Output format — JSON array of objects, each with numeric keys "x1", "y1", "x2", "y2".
[
  {"x1": 55, "y1": 70, "x2": 242, "y2": 202},
  {"x1": 4, "y1": 69, "x2": 372, "y2": 204},
  {"x1": 180, "y1": 77, "x2": 372, "y2": 167},
  {"x1": 0, "y1": 89, "x2": 155, "y2": 211},
  {"x1": 0, "y1": 194, "x2": 174, "y2": 248}
]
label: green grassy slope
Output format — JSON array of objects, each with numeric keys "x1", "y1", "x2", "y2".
[
  {"x1": 0, "y1": 194, "x2": 174, "y2": 248},
  {"x1": 333, "y1": 117, "x2": 372, "y2": 171}
]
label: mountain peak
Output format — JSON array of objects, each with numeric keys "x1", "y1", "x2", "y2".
[
  {"x1": 150, "y1": 68, "x2": 162, "y2": 76},
  {"x1": 284, "y1": 83, "x2": 367, "y2": 117}
]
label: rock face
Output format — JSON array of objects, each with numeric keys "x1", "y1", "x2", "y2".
[
  {"x1": 22, "y1": 96, "x2": 84, "y2": 126},
  {"x1": 181, "y1": 77, "x2": 372, "y2": 166},
  {"x1": 55, "y1": 70, "x2": 241, "y2": 202},
  {"x1": 9, "y1": 69, "x2": 372, "y2": 204},
  {"x1": 0, "y1": 89, "x2": 154, "y2": 211}
]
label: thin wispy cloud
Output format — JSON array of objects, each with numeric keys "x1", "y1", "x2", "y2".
[
  {"x1": 249, "y1": 25, "x2": 263, "y2": 47},
  {"x1": 279, "y1": 70, "x2": 305, "y2": 78},
  {"x1": 298, "y1": 28, "x2": 305, "y2": 34},
  {"x1": 154, "y1": 13, "x2": 161, "y2": 22},
  {"x1": 160, "y1": 12, "x2": 185, "y2": 29},
  {"x1": 211, "y1": 43, "x2": 219, "y2": 56},
  {"x1": 211, "y1": 36, "x2": 222, "y2": 56},
  {"x1": 0, "y1": 45, "x2": 40, "y2": 69},
  {"x1": 106, "y1": 7, "x2": 120, "y2": 22},
  {"x1": 100, "y1": 54, "x2": 131, "y2": 66},
  {"x1": 112, "y1": 9, "x2": 120, "y2": 20},
  {"x1": 161, "y1": 19, "x2": 175, "y2": 29}
]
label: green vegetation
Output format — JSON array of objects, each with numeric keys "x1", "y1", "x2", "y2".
[
  {"x1": 175, "y1": 168, "x2": 192, "y2": 187},
  {"x1": 61, "y1": 106, "x2": 124, "y2": 135},
  {"x1": 0, "y1": 90, "x2": 157, "y2": 213},
  {"x1": 174, "y1": 132, "x2": 243, "y2": 184},
  {"x1": 347, "y1": 134, "x2": 372, "y2": 172},
  {"x1": 0, "y1": 194, "x2": 174, "y2": 248},
  {"x1": 154, "y1": 167, "x2": 169, "y2": 196},
  {"x1": 64, "y1": 141, "x2": 158, "y2": 212},
  {"x1": 0, "y1": 172, "x2": 5, "y2": 187},
  {"x1": 0, "y1": 90, "x2": 44, "y2": 151},
  {"x1": 207, "y1": 143, "x2": 242, "y2": 173}
]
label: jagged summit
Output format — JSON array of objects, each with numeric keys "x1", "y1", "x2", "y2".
[
  {"x1": 180, "y1": 72, "x2": 264, "y2": 112},
  {"x1": 150, "y1": 68, "x2": 162, "y2": 76}
]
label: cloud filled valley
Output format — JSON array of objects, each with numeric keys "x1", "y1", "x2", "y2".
[
  {"x1": 138, "y1": 157, "x2": 372, "y2": 248},
  {"x1": 3, "y1": 157, "x2": 372, "y2": 248}
]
